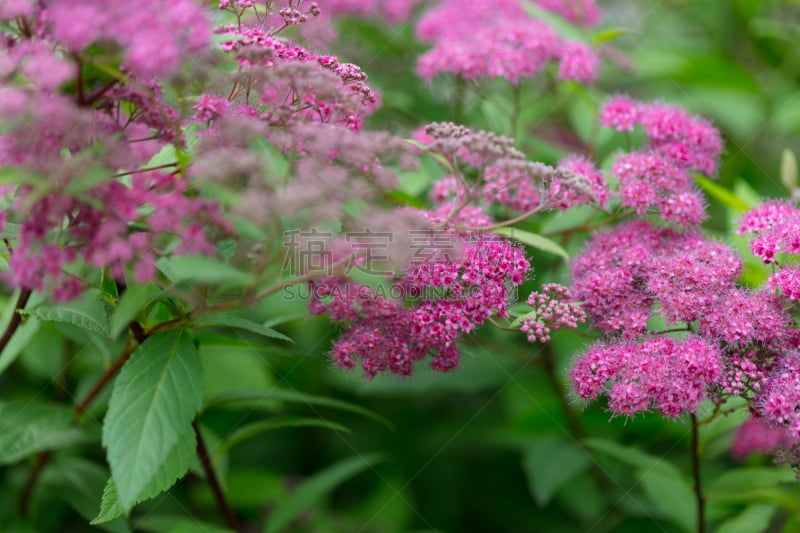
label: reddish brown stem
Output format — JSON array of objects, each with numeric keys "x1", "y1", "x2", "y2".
[
  {"x1": 17, "y1": 450, "x2": 53, "y2": 515},
  {"x1": 193, "y1": 420, "x2": 241, "y2": 532},
  {"x1": 0, "y1": 289, "x2": 33, "y2": 356}
]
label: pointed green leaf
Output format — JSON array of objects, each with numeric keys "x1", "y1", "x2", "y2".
[
  {"x1": 493, "y1": 227, "x2": 569, "y2": 259},
  {"x1": 205, "y1": 389, "x2": 394, "y2": 430},
  {"x1": 102, "y1": 330, "x2": 203, "y2": 512},
  {"x1": 93, "y1": 429, "x2": 196, "y2": 524},
  {"x1": 194, "y1": 314, "x2": 292, "y2": 343},
  {"x1": 695, "y1": 176, "x2": 750, "y2": 212},
  {"x1": 638, "y1": 467, "x2": 696, "y2": 532},
  {"x1": 215, "y1": 417, "x2": 350, "y2": 461},
  {"x1": 265, "y1": 454, "x2": 383, "y2": 533},
  {"x1": 593, "y1": 27, "x2": 632, "y2": 45}
]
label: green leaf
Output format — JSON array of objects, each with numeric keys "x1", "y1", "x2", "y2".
[
  {"x1": 522, "y1": 1, "x2": 584, "y2": 41},
  {"x1": 205, "y1": 389, "x2": 394, "y2": 430},
  {"x1": 64, "y1": 165, "x2": 111, "y2": 196},
  {"x1": 44, "y1": 457, "x2": 130, "y2": 533},
  {"x1": 158, "y1": 255, "x2": 253, "y2": 286},
  {"x1": 214, "y1": 417, "x2": 350, "y2": 461},
  {"x1": 637, "y1": 467, "x2": 696, "y2": 532},
  {"x1": 102, "y1": 330, "x2": 203, "y2": 512},
  {"x1": 93, "y1": 429, "x2": 196, "y2": 524},
  {"x1": 26, "y1": 294, "x2": 110, "y2": 339},
  {"x1": 264, "y1": 454, "x2": 383, "y2": 533},
  {"x1": 136, "y1": 515, "x2": 235, "y2": 533},
  {"x1": 695, "y1": 176, "x2": 751, "y2": 212},
  {"x1": 0, "y1": 316, "x2": 39, "y2": 378},
  {"x1": 194, "y1": 314, "x2": 292, "y2": 343},
  {"x1": 592, "y1": 27, "x2": 632, "y2": 45},
  {"x1": 0, "y1": 401, "x2": 90, "y2": 465},
  {"x1": 0, "y1": 166, "x2": 44, "y2": 186},
  {"x1": 521, "y1": 435, "x2": 590, "y2": 506},
  {"x1": 708, "y1": 467, "x2": 797, "y2": 502},
  {"x1": 583, "y1": 438, "x2": 684, "y2": 478},
  {"x1": 492, "y1": 227, "x2": 569, "y2": 259},
  {"x1": 109, "y1": 283, "x2": 162, "y2": 339},
  {"x1": 717, "y1": 504, "x2": 776, "y2": 533},
  {"x1": 781, "y1": 148, "x2": 797, "y2": 194}
]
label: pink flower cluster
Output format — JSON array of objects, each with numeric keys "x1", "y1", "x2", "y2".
[
  {"x1": 6, "y1": 173, "x2": 232, "y2": 300},
  {"x1": 323, "y1": 0, "x2": 427, "y2": 23},
  {"x1": 416, "y1": 0, "x2": 600, "y2": 84},
  {"x1": 27, "y1": 0, "x2": 211, "y2": 78},
  {"x1": 738, "y1": 200, "x2": 800, "y2": 301},
  {"x1": 755, "y1": 353, "x2": 800, "y2": 440},
  {"x1": 570, "y1": 335, "x2": 723, "y2": 417},
  {"x1": 732, "y1": 417, "x2": 798, "y2": 458},
  {"x1": 310, "y1": 236, "x2": 531, "y2": 378},
  {"x1": 570, "y1": 221, "x2": 747, "y2": 335},
  {"x1": 519, "y1": 284, "x2": 586, "y2": 343},
  {"x1": 417, "y1": 123, "x2": 604, "y2": 226},
  {"x1": 601, "y1": 96, "x2": 723, "y2": 225},
  {"x1": 215, "y1": 25, "x2": 378, "y2": 130}
]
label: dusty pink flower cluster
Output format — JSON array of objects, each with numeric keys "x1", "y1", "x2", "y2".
[{"x1": 416, "y1": 0, "x2": 601, "y2": 84}]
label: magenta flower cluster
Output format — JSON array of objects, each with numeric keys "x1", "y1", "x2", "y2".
[
  {"x1": 569, "y1": 219, "x2": 798, "y2": 418},
  {"x1": 416, "y1": 0, "x2": 600, "y2": 84},
  {"x1": 309, "y1": 236, "x2": 531, "y2": 378},
  {"x1": 519, "y1": 284, "x2": 586, "y2": 343},
  {"x1": 601, "y1": 95, "x2": 723, "y2": 225},
  {"x1": 739, "y1": 200, "x2": 800, "y2": 300}
]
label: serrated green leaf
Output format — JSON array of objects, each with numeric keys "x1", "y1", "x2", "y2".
[
  {"x1": 159, "y1": 255, "x2": 253, "y2": 286},
  {"x1": 522, "y1": 435, "x2": 590, "y2": 506},
  {"x1": 264, "y1": 454, "x2": 383, "y2": 533},
  {"x1": 0, "y1": 401, "x2": 91, "y2": 465},
  {"x1": 695, "y1": 175, "x2": 750, "y2": 212},
  {"x1": 205, "y1": 389, "x2": 394, "y2": 430},
  {"x1": 93, "y1": 429, "x2": 196, "y2": 524},
  {"x1": 102, "y1": 330, "x2": 203, "y2": 512},
  {"x1": 214, "y1": 417, "x2": 350, "y2": 461},
  {"x1": 194, "y1": 314, "x2": 292, "y2": 343},
  {"x1": 27, "y1": 295, "x2": 110, "y2": 339},
  {"x1": 109, "y1": 283, "x2": 162, "y2": 339},
  {"x1": 492, "y1": 227, "x2": 569, "y2": 259}
]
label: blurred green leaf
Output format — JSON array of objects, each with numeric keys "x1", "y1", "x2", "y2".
[
  {"x1": 109, "y1": 283, "x2": 162, "y2": 339},
  {"x1": 214, "y1": 417, "x2": 350, "y2": 460},
  {"x1": 194, "y1": 314, "x2": 292, "y2": 343},
  {"x1": 695, "y1": 176, "x2": 751, "y2": 212},
  {"x1": 493, "y1": 227, "x2": 569, "y2": 259},
  {"x1": 522, "y1": 435, "x2": 590, "y2": 506},
  {"x1": 637, "y1": 467, "x2": 696, "y2": 532},
  {"x1": 264, "y1": 454, "x2": 383, "y2": 533},
  {"x1": 158, "y1": 255, "x2": 253, "y2": 287},
  {"x1": 0, "y1": 401, "x2": 90, "y2": 465},
  {"x1": 205, "y1": 388, "x2": 394, "y2": 430},
  {"x1": 716, "y1": 504, "x2": 776, "y2": 533},
  {"x1": 708, "y1": 467, "x2": 797, "y2": 502},
  {"x1": 781, "y1": 148, "x2": 797, "y2": 194}
]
